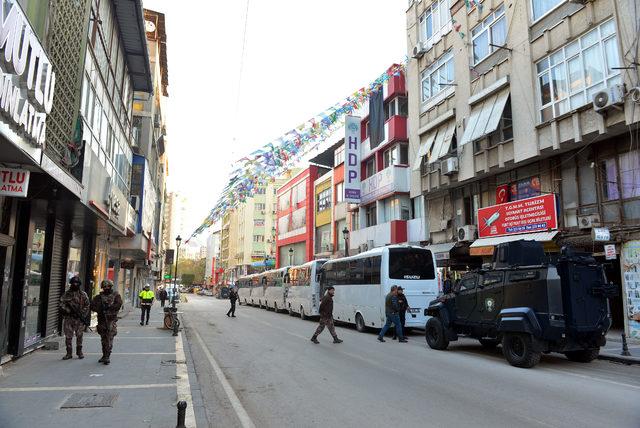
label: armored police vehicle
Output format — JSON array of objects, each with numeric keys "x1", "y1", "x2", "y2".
[{"x1": 425, "y1": 241, "x2": 617, "y2": 368}]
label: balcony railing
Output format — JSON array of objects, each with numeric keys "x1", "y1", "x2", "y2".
[{"x1": 360, "y1": 165, "x2": 410, "y2": 205}]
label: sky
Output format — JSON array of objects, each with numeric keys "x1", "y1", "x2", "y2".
[{"x1": 143, "y1": 0, "x2": 407, "y2": 243}]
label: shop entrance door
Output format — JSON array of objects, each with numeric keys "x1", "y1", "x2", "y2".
[{"x1": 23, "y1": 201, "x2": 48, "y2": 349}]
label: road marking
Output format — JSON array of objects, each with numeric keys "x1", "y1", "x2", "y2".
[
  {"x1": 542, "y1": 367, "x2": 640, "y2": 390},
  {"x1": 0, "y1": 384, "x2": 175, "y2": 392},
  {"x1": 54, "y1": 352, "x2": 176, "y2": 356},
  {"x1": 176, "y1": 331, "x2": 197, "y2": 428},
  {"x1": 192, "y1": 328, "x2": 256, "y2": 428}
]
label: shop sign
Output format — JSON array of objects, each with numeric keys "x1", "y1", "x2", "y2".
[
  {"x1": 343, "y1": 116, "x2": 361, "y2": 203},
  {"x1": 604, "y1": 244, "x2": 616, "y2": 260},
  {"x1": 470, "y1": 246, "x2": 494, "y2": 257},
  {"x1": 592, "y1": 227, "x2": 610, "y2": 242},
  {"x1": 477, "y1": 194, "x2": 558, "y2": 239},
  {"x1": 621, "y1": 241, "x2": 640, "y2": 339},
  {"x1": 0, "y1": 1, "x2": 56, "y2": 148},
  {"x1": 434, "y1": 251, "x2": 450, "y2": 261},
  {"x1": 361, "y1": 167, "x2": 393, "y2": 205},
  {"x1": 0, "y1": 167, "x2": 29, "y2": 197}
]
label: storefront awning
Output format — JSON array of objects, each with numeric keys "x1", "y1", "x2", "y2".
[
  {"x1": 459, "y1": 89, "x2": 510, "y2": 146},
  {"x1": 428, "y1": 120, "x2": 457, "y2": 164},
  {"x1": 470, "y1": 231, "x2": 559, "y2": 248},
  {"x1": 412, "y1": 132, "x2": 436, "y2": 171}
]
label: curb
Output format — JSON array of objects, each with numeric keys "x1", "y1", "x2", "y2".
[{"x1": 598, "y1": 353, "x2": 640, "y2": 365}]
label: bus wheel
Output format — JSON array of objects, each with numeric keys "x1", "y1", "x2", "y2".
[
  {"x1": 356, "y1": 313, "x2": 366, "y2": 333},
  {"x1": 300, "y1": 307, "x2": 307, "y2": 320}
]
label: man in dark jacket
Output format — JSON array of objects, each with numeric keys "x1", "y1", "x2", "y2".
[
  {"x1": 443, "y1": 274, "x2": 453, "y2": 295},
  {"x1": 378, "y1": 285, "x2": 406, "y2": 343},
  {"x1": 310, "y1": 286, "x2": 343, "y2": 344},
  {"x1": 158, "y1": 287, "x2": 168, "y2": 307},
  {"x1": 227, "y1": 288, "x2": 238, "y2": 317},
  {"x1": 392, "y1": 286, "x2": 409, "y2": 340}
]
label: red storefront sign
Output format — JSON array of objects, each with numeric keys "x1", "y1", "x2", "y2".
[{"x1": 477, "y1": 194, "x2": 558, "y2": 239}]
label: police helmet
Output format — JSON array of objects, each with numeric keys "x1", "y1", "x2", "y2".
[
  {"x1": 69, "y1": 276, "x2": 82, "y2": 286},
  {"x1": 100, "y1": 280, "x2": 114, "y2": 289}
]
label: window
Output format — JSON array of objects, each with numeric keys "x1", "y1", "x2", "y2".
[
  {"x1": 458, "y1": 276, "x2": 477, "y2": 291},
  {"x1": 619, "y1": 150, "x2": 640, "y2": 199},
  {"x1": 384, "y1": 99, "x2": 396, "y2": 122},
  {"x1": 255, "y1": 187, "x2": 266, "y2": 195},
  {"x1": 253, "y1": 235, "x2": 264, "y2": 243},
  {"x1": 388, "y1": 248, "x2": 435, "y2": 280},
  {"x1": 482, "y1": 272, "x2": 504, "y2": 286},
  {"x1": 488, "y1": 100, "x2": 513, "y2": 147},
  {"x1": 531, "y1": 0, "x2": 565, "y2": 21},
  {"x1": 383, "y1": 144, "x2": 409, "y2": 168},
  {"x1": 316, "y1": 188, "x2": 332, "y2": 212},
  {"x1": 419, "y1": 0, "x2": 451, "y2": 46},
  {"x1": 365, "y1": 157, "x2": 376, "y2": 178},
  {"x1": 421, "y1": 50, "x2": 454, "y2": 103},
  {"x1": 255, "y1": 203, "x2": 266, "y2": 211},
  {"x1": 536, "y1": 20, "x2": 620, "y2": 121},
  {"x1": 471, "y1": 4, "x2": 506, "y2": 64},
  {"x1": 365, "y1": 204, "x2": 377, "y2": 227},
  {"x1": 398, "y1": 96, "x2": 408, "y2": 116},
  {"x1": 335, "y1": 182, "x2": 344, "y2": 203},
  {"x1": 278, "y1": 190, "x2": 291, "y2": 211},
  {"x1": 334, "y1": 145, "x2": 345, "y2": 166}
]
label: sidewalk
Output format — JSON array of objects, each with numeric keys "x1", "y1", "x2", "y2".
[
  {"x1": 599, "y1": 331, "x2": 640, "y2": 365},
  {"x1": 0, "y1": 304, "x2": 194, "y2": 427}
]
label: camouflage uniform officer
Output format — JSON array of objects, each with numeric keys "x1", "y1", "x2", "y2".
[
  {"x1": 90, "y1": 280, "x2": 123, "y2": 365},
  {"x1": 59, "y1": 276, "x2": 90, "y2": 360}
]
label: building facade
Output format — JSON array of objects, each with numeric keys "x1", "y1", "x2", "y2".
[
  {"x1": 276, "y1": 166, "x2": 329, "y2": 267},
  {"x1": 0, "y1": 0, "x2": 153, "y2": 361},
  {"x1": 406, "y1": 0, "x2": 640, "y2": 337}
]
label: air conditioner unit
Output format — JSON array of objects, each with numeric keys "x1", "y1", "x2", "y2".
[
  {"x1": 457, "y1": 225, "x2": 478, "y2": 242},
  {"x1": 593, "y1": 84, "x2": 625, "y2": 114},
  {"x1": 441, "y1": 157, "x2": 459, "y2": 175},
  {"x1": 578, "y1": 214, "x2": 601, "y2": 229},
  {"x1": 412, "y1": 42, "x2": 427, "y2": 59},
  {"x1": 130, "y1": 195, "x2": 140, "y2": 211}
]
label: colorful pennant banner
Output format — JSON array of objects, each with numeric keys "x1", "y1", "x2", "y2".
[{"x1": 186, "y1": 63, "x2": 406, "y2": 242}]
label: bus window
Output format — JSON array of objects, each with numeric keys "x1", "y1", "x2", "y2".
[
  {"x1": 364, "y1": 256, "x2": 381, "y2": 285},
  {"x1": 388, "y1": 248, "x2": 435, "y2": 280}
]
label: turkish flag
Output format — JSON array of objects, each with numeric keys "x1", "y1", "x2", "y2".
[{"x1": 496, "y1": 185, "x2": 509, "y2": 204}]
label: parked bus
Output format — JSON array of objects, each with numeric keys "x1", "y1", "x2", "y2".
[
  {"x1": 319, "y1": 245, "x2": 438, "y2": 331},
  {"x1": 286, "y1": 259, "x2": 327, "y2": 319},
  {"x1": 236, "y1": 274, "x2": 257, "y2": 305},
  {"x1": 263, "y1": 267, "x2": 290, "y2": 312}
]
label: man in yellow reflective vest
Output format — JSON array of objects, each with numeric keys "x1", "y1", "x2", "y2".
[{"x1": 139, "y1": 285, "x2": 154, "y2": 326}]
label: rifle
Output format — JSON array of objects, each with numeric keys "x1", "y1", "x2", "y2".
[{"x1": 98, "y1": 294, "x2": 112, "y2": 335}]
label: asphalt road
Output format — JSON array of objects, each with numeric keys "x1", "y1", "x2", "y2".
[{"x1": 182, "y1": 295, "x2": 640, "y2": 428}]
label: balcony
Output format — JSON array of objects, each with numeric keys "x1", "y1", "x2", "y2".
[
  {"x1": 349, "y1": 220, "x2": 408, "y2": 252},
  {"x1": 362, "y1": 116, "x2": 407, "y2": 159},
  {"x1": 360, "y1": 165, "x2": 410, "y2": 205}
]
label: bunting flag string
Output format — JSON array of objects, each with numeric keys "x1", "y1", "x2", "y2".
[{"x1": 186, "y1": 62, "x2": 406, "y2": 242}]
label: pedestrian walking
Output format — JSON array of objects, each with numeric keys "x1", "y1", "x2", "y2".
[
  {"x1": 227, "y1": 287, "x2": 238, "y2": 317},
  {"x1": 443, "y1": 273, "x2": 453, "y2": 294},
  {"x1": 90, "y1": 280, "x2": 123, "y2": 365},
  {"x1": 158, "y1": 287, "x2": 168, "y2": 307},
  {"x1": 59, "y1": 276, "x2": 90, "y2": 360},
  {"x1": 310, "y1": 286, "x2": 343, "y2": 344},
  {"x1": 392, "y1": 286, "x2": 409, "y2": 340},
  {"x1": 378, "y1": 285, "x2": 407, "y2": 343},
  {"x1": 139, "y1": 285, "x2": 154, "y2": 325}
]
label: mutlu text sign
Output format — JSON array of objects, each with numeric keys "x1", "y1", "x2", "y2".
[{"x1": 0, "y1": 167, "x2": 29, "y2": 197}]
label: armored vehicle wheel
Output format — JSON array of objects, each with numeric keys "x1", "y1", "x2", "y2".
[
  {"x1": 564, "y1": 349, "x2": 599, "y2": 363},
  {"x1": 425, "y1": 317, "x2": 449, "y2": 350},
  {"x1": 502, "y1": 333, "x2": 541, "y2": 368},
  {"x1": 355, "y1": 313, "x2": 366, "y2": 333},
  {"x1": 479, "y1": 338, "x2": 500, "y2": 348}
]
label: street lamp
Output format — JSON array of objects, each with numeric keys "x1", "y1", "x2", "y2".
[
  {"x1": 288, "y1": 247, "x2": 293, "y2": 266},
  {"x1": 342, "y1": 227, "x2": 350, "y2": 257},
  {"x1": 172, "y1": 235, "x2": 182, "y2": 336}
]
